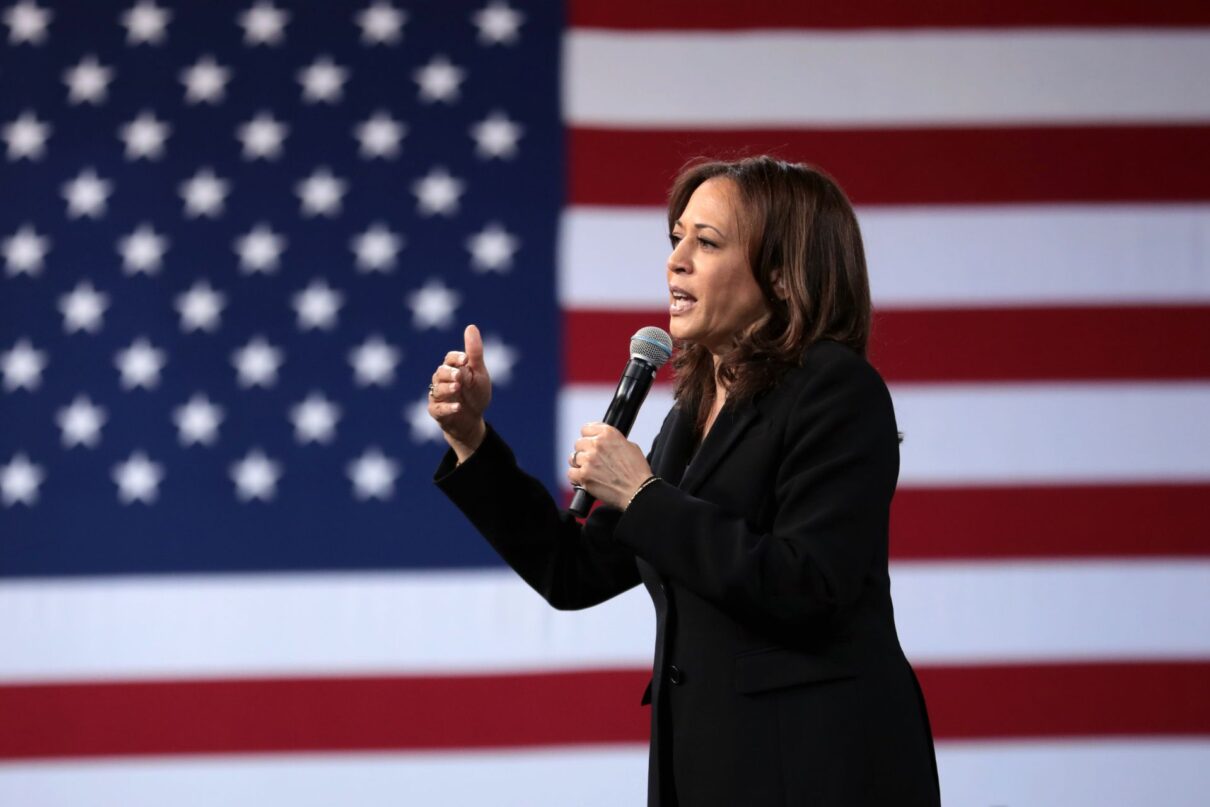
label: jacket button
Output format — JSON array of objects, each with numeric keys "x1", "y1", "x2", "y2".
[{"x1": 667, "y1": 665, "x2": 684, "y2": 685}]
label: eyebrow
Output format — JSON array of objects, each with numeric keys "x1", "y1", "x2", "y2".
[{"x1": 672, "y1": 219, "x2": 728, "y2": 239}]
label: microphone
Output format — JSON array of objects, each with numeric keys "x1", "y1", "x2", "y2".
[{"x1": 569, "y1": 326, "x2": 673, "y2": 517}]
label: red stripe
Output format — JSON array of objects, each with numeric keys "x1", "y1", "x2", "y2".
[
  {"x1": 568, "y1": 127, "x2": 1210, "y2": 206},
  {"x1": 569, "y1": 0, "x2": 1210, "y2": 29},
  {"x1": 1, "y1": 662, "x2": 1206, "y2": 759},
  {"x1": 564, "y1": 307, "x2": 1210, "y2": 383},
  {"x1": 0, "y1": 670, "x2": 649, "y2": 761},
  {"x1": 891, "y1": 484, "x2": 1210, "y2": 559},
  {"x1": 918, "y1": 661, "x2": 1210, "y2": 740}
]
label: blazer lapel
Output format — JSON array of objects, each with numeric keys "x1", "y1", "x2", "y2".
[
  {"x1": 652, "y1": 405, "x2": 696, "y2": 487},
  {"x1": 678, "y1": 403, "x2": 762, "y2": 495}
]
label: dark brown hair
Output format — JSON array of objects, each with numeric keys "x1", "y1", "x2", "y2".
[{"x1": 667, "y1": 156, "x2": 871, "y2": 430}]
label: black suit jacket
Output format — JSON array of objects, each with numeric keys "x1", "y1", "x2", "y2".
[{"x1": 435, "y1": 340, "x2": 940, "y2": 806}]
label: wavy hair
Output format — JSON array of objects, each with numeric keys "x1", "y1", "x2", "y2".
[{"x1": 667, "y1": 156, "x2": 871, "y2": 431}]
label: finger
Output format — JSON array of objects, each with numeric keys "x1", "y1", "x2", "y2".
[
  {"x1": 435, "y1": 364, "x2": 462, "y2": 382},
  {"x1": 429, "y1": 379, "x2": 461, "y2": 401},
  {"x1": 464, "y1": 324, "x2": 485, "y2": 370},
  {"x1": 580, "y1": 422, "x2": 606, "y2": 437},
  {"x1": 443, "y1": 350, "x2": 468, "y2": 367},
  {"x1": 573, "y1": 437, "x2": 596, "y2": 454},
  {"x1": 428, "y1": 400, "x2": 463, "y2": 419}
]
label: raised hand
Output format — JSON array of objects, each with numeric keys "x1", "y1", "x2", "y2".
[{"x1": 428, "y1": 324, "x2": 492, "y2": 463}]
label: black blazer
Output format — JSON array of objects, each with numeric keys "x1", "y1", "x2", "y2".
[{"x1": 435, "y1": 340, "x2": 940, "y2": 806}]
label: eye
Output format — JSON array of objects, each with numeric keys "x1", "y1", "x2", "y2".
[
  {"x1": 698, "y1": 237, "x2": 718, "y2": 250},
  {"x1": 669, "y1": 233, "x2": 682, "y2": 248}
]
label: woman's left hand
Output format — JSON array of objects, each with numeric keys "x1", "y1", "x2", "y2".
[{"x1": 567, "y1": 423, "x2": 653, "y2": 510}]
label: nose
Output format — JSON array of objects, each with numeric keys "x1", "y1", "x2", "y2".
[{"x1": 666, "y1": 239, "x2": 690, "y2": 276}]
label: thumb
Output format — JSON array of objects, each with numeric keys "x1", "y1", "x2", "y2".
[{"x1": 464, "y1": 324, "x2": 485, "y2": 370}]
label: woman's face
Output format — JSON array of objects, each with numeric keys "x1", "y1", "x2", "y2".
[{"x1": 667, "y1": 178, "x2": 768, "y2": 356}]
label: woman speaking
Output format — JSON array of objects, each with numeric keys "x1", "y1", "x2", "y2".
[{"x1": 427, "y1": 156, "x2": 940, "y2": 806}]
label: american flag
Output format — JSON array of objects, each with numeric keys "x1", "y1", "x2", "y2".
[{"x1": 1, "y1": 2, "x2": 1208, "y2": 804}]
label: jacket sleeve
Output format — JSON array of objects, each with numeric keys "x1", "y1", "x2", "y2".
[
  {"x1": 611, "y1": 352, "x2": 898, "y2": 629},
  {"x1": 434, "y1": 424, "x2": 642, "y2": 610}
]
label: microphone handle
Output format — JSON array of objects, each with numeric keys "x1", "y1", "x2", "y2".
[{"x1": 569, "y1": 358, "x2": 657, "y2": 517}]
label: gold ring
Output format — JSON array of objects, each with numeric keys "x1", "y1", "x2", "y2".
[{"x1": 570, "y1": 450, "x2": 581, "y2": 468}]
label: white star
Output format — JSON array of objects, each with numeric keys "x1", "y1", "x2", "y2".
[
  {"x1": 181, "y1": 55, "x2": 231, "y2": 104},
  {"x1": 180, "y1": 167, "x2": 230, "y2": 218},
  {"x1": 472, "y1": 1, "x2": 524, "y2": 45},
  {"x1": 290, "y1": 391, "x2": 341, "y2": 444},
  {"x1": 3, "y1": 224, "x2": 49, "y2": 276},
  {"x1": 295, "y1": 167, "x2": 346, "y2": 217},
  {"x1": 118, "y1": 111, "x2": 170, "y2": 160},
  {"x1": 58, "y1": 280, "x2": 109, "y2": 333},
  {"x1": 112, "y1": 451, "x2": 163, "y2": 504},
  {"x1": 4, "y1": 1, "x2": 51, "y2": 45},
  {"x1": 292, "y1": 278, "x2": 343, "y2": 330},
  {"x1": 356, "y1": 2, "x2": 405, "y2": 45},
  {"x1": 351, "y1": 223, "x2": 403, "y2": 272},
  {"x1": 298, "y1": 56, "x2": 348, "y2": 104},
  {"x1": 175, "y1": 280, "x2": 226, "y2": 332},
  {"x1": 1, "y1": 453, "x2": 44, "y2": 506},
  {"x1": 349, "y1": 335, "x2": 400, "y2": 386},
  {"x1": 353, "y1": 111, "x2": 405, "y2": 159},
  {"x1": 467, "y1": 222, "x2": 519, "y2": 273},
  {"x1": 62, "y1": 168, "x2": 112, "y2": 218},
  {"x1": 174, "y1": 393, "x2": 223, "y2": 446},
  {"x1": 470, "y1": 110, "x2": 522, "y2": 160},
  {"x1": 63, "y1": 55, "x2": 113, "y2": 105},
  {"x1": 115, "y1": 337, "x2": 166, "y2": 390},
  {"x1": 411, "y1": 166, "x2": 464, "y2": 217},
  {"x1": 56, "y1": 395, "x2": 106, "y2": 448},
  {"x1": 237, "y1": 112, "x2": 287, "y2": 160},
  {"x1": 405, "y1": 397, "x2": 443, "y2": 443},
  {"x1": 1, "y1": 339, "x2": 46, "y2": 391},
  {"x1": 406, "y1": 278, "x2": 461, "y2": 330},
  {"x1": 120, "y1": 1, "x2": 170, "y2": 45},
  {"x1": 347, "y1": 447, "x2": 400, "y2": 500},
  {"x1": 482, "y1": 334, "x2": 520, "y2": 385},
  {"x1": 239, "y1": 1, "x2": 288, "y2": 46},
  {"x1": 117, "y1": 223, "x2": 169, "y2": 274},
  {"x1": 230, "y1": 449, "x2": 281, "y2": 501},
  {"x1": 232, "y1": 336, "x2": 283, "y2": 387},
  {"x1": 413, "y1": 54, "x2": 465, "y2": 104},
  {"x1": 3, "y1": 110, "x2": 51, "y2": 160},
  {"x1": 234, "y1": 224, "x2": 285, "y2": 273}
]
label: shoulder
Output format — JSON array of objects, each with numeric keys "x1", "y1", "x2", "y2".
[{"x1": 779, "y1": 340, "x2": 889, "y2": 403}]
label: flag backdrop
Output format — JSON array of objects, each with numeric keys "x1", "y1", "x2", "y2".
[{"x1": 2, "y1": 2, "x2": 1209, "y2": 804}]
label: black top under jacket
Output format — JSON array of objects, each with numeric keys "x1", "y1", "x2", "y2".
[{"x1": 434, "y1": 339, "x2": 941, "y2": 807}]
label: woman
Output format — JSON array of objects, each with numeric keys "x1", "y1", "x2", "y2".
[{"x1": 428, "y1": 156, "x2": 940, "y2": 806}]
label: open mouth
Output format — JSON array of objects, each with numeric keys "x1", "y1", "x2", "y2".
[{"x1": 669, "y1": 288, "x2": 697, "y2": 315}]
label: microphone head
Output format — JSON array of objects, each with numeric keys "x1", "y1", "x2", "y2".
[{"x1": 630, "y1": 327, "x2": 673, "y2": 369}]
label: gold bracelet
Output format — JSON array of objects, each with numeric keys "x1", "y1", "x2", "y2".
[{"x1": 625, "y1": 475, "x2": 660, "y2": 510}]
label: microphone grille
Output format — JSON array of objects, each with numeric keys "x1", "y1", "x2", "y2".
[{"x1": 630, "y1": 327, "x2": 673, "y2": 369}]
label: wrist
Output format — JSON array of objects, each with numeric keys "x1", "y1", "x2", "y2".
[
  {"x1": 624, "y1": 475, "x2": 660, "y2": 511},
  {"x1": 450, "y1": 420, "x2": 487, "y2": 465}
]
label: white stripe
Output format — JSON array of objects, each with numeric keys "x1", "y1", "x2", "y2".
[
  {"x1": 936, "y1": 739, "x2": 1210, "y2": 807},
  {"x1": 565, "y1": 31, "x2": 1210, "y2": 126},
  {"x1": 894, "y1": 560, "x2": 1210, "y2": 663},
  {"x1": 559, "y1": 205, "x2": 1210, "y2": 308},
  {"x1": 2, "y1": 740, "x2": 1207, "y2": 807},
  {"x1": 560, "y1": 383, "x2": 1210, "y2": 485},
  {"x1": 0, "y1": 747, "x2": 649, "y2": 807},
  {"x1": 0, "y1": 571, "x2": 652, "y2": 683},
  {"x1": 1, "y1": 561, "x2": 1207, "y2": 681}
]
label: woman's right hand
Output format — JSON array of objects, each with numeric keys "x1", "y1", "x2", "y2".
[{"x1": 428, "y1": 324, "x2": 492, "y2": 463}]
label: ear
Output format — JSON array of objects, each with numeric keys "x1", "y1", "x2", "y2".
[{"x1": 770, "y1": 269, "x2": 788, "y2": 301}]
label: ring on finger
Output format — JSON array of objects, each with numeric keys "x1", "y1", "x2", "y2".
[
  {"x1": 569, "y1": 449, "x2": 581, "y2": 468},
  {"x1": 428, "y1": 382, "x2": 436, "y2": 398}
]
